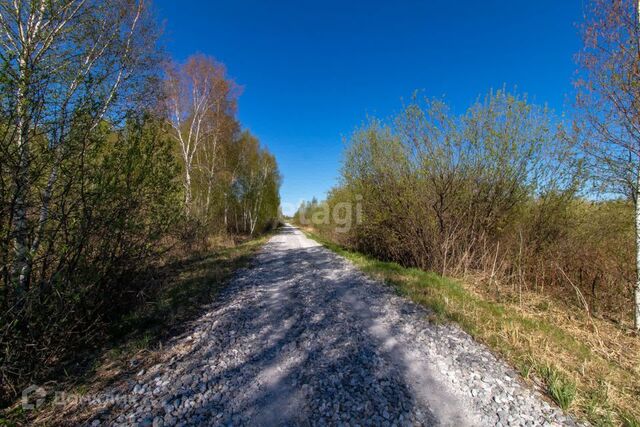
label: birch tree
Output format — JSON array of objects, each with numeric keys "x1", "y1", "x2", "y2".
[
  {"x1": 225, "y1": 132, "x2": 281, "y2": 235},
  {"x1": 164, "y1": 55, "x2": 238, "y2": 216},
  {"x1": 195, "y1": 65, "x2": 239, "y2": 219},
  {"x1": 0, "y1": 0, "x2": 159, "y2": 298},
  {"x1": 578, "y1": 0, "x2": 640, "y2": 329},
  {"x1": 0, "y1": 0, "x2": 172, "y2": 397}
]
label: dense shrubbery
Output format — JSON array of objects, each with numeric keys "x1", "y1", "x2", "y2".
[
  {"x1": 295, "y1": 90, "x2": 635, "y2": 323},
  {"x1": 0, "y1": 1, "x2": 280, "y2": 403},
  {"x1": 0, "y1": 116, "x2": 181, "y2": 401}
]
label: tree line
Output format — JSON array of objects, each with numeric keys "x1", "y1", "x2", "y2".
[
  {"x1": 163, "y1": 55, "x2": 280, "y2": 236},
  {"x1": 0, "y1": 0, "x2": 280, "y2": 403},
  {"x1": 296, "y1": 0, "x2": 640, "y2": 330}
]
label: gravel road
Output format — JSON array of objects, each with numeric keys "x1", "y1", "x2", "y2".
[{"x1": 85, "y1": 225, "x2": 578, "y2": 426}]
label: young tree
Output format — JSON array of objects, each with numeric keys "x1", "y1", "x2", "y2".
[
  {"x1": 163, "y1": 55, "x2": 239, "y2": 216},
  {"x1": 578, "y1": 0, "x2": 640, "y2": 329},
  {"x1": 226, "y1": 132, "x2": 281, "y2": 235},
  {"x1": 196, "y1": 91, "x2": 239, "y2": 219}
]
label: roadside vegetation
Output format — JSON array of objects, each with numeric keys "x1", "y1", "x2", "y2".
[
  {"x1": 300, "y1": 228, "x2": 639, "y2": 426},
  {"x1": 294, "y1": 1, "x2": 640, "y2": 423},
  {"x1": 0, "y1": 0, "x2": 281, "y2": 410},
  {"x1": 3, "y1": 234, "x2": 270, "y2": 426}
]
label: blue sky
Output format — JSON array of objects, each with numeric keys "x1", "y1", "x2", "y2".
[{"x1": 155, "y1": 0, "x2": 584, "y2": 215}]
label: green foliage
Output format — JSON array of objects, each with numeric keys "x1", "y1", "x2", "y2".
[
  {"x1": 1, "y1": 37, "x2": 282, "y2": 411},
  {"x1": 0, "y1": 114, "x2": 183, "y2": 404},
  {"x1": 107, "y1": 234, "x2": 269, "y2": 352},
  {"x1": 297, "y1": 89, "x2": 638, "y2": 425},
  {"x1": 541, "y1": 365, "x2": 577, "y2": 410},
  {"x1": 0, "y1": 9, "x2": 283, "y2": 406},
  {"x1": 164, "y1": 56, "x2": 281, "y2": 237},
  {"x1": 223, "y1": 131, "x2": 282, "y2": 236},
  {"x1": 304, "y1": 229, "x2": 637, "y2": 426},
  {"x1": 621, "y1": 413, "x2": 640, "y2": 427},
  {"x1": 295, "y1": 88, "x2": 634, "y2": 322}
]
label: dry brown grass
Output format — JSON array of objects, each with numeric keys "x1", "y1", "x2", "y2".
[
  {"x1": 463, "y1": 277, "x2": 640, "y2": 426},
  {"x1": 306, "y1": 229, "x2": 640, "y2": 427}
]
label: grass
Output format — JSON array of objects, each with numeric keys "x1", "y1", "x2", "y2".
[
  {"x1": 108, "y1": 234, "x2": 270, "y2": 346},
  {"x1": 0, "y1": 233, "x2": 270, "y2": 426},
  {"x1": 541, "y1": 364, "x2": 577, "y2": 411},
  {"x1": 302, "y1": 228, "x2": 640, "y2": 427}
]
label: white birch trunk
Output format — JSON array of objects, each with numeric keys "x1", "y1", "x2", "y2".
[
  {"x1": 223, "y1": 192, "x2": 229, "y2": 228},
  {"x1": 184, "y1": 166, "x2": 192, "y2": 213},
  {"x1": 12, "y1": 58, "x2": 30, "y2": 294}
]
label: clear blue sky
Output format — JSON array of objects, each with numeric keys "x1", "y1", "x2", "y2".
[{"x1": 155, "y1": 0, "x2": 584, "y2": 215}]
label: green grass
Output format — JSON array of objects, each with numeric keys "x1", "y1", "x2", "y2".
[
  {"x1": 302, "y1": 229, "x2": 639, "y2": 427},
  {"x1": 541, "y1": 364, "x2": 577, "y2": 410}
]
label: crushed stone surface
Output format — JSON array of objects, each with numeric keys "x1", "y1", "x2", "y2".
[{"x1": 81, "y1": 225, "x2": 580, "y2": 426}]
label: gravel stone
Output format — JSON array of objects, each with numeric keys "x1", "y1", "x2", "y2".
[{"x1": 74, "y1": 225, "x2": 581, "y2": 426}]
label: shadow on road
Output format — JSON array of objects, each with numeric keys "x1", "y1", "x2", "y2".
[
  {"x1": 154, "y1": 226, "x2": 442, "y2": 425},
  {"x1": 64, "y1": 226, "x2": 475, "y2": 426}
]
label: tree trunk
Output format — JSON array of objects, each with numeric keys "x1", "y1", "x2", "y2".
[
  {"x1": 635, "y1": 0, "x2": 640, "y2": 332},
  {"x1": 11, "y1": 61, "x2": 31, "y2": 297},
  {"x1": 223, "y1": 193, "x2": 228, "y2": 228},
  {"x1": 25, "y1": 161, "x2": 60, "y2": 287},
  {"x1": 184, "y1": 166, "x2": 192, "y2": 214},
  {"x1": 205, "y1": 182, "x2": 212, "y2": 217},
  {"x1": 635, "y1": 170, "x2": 640, "y2": 330}
]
